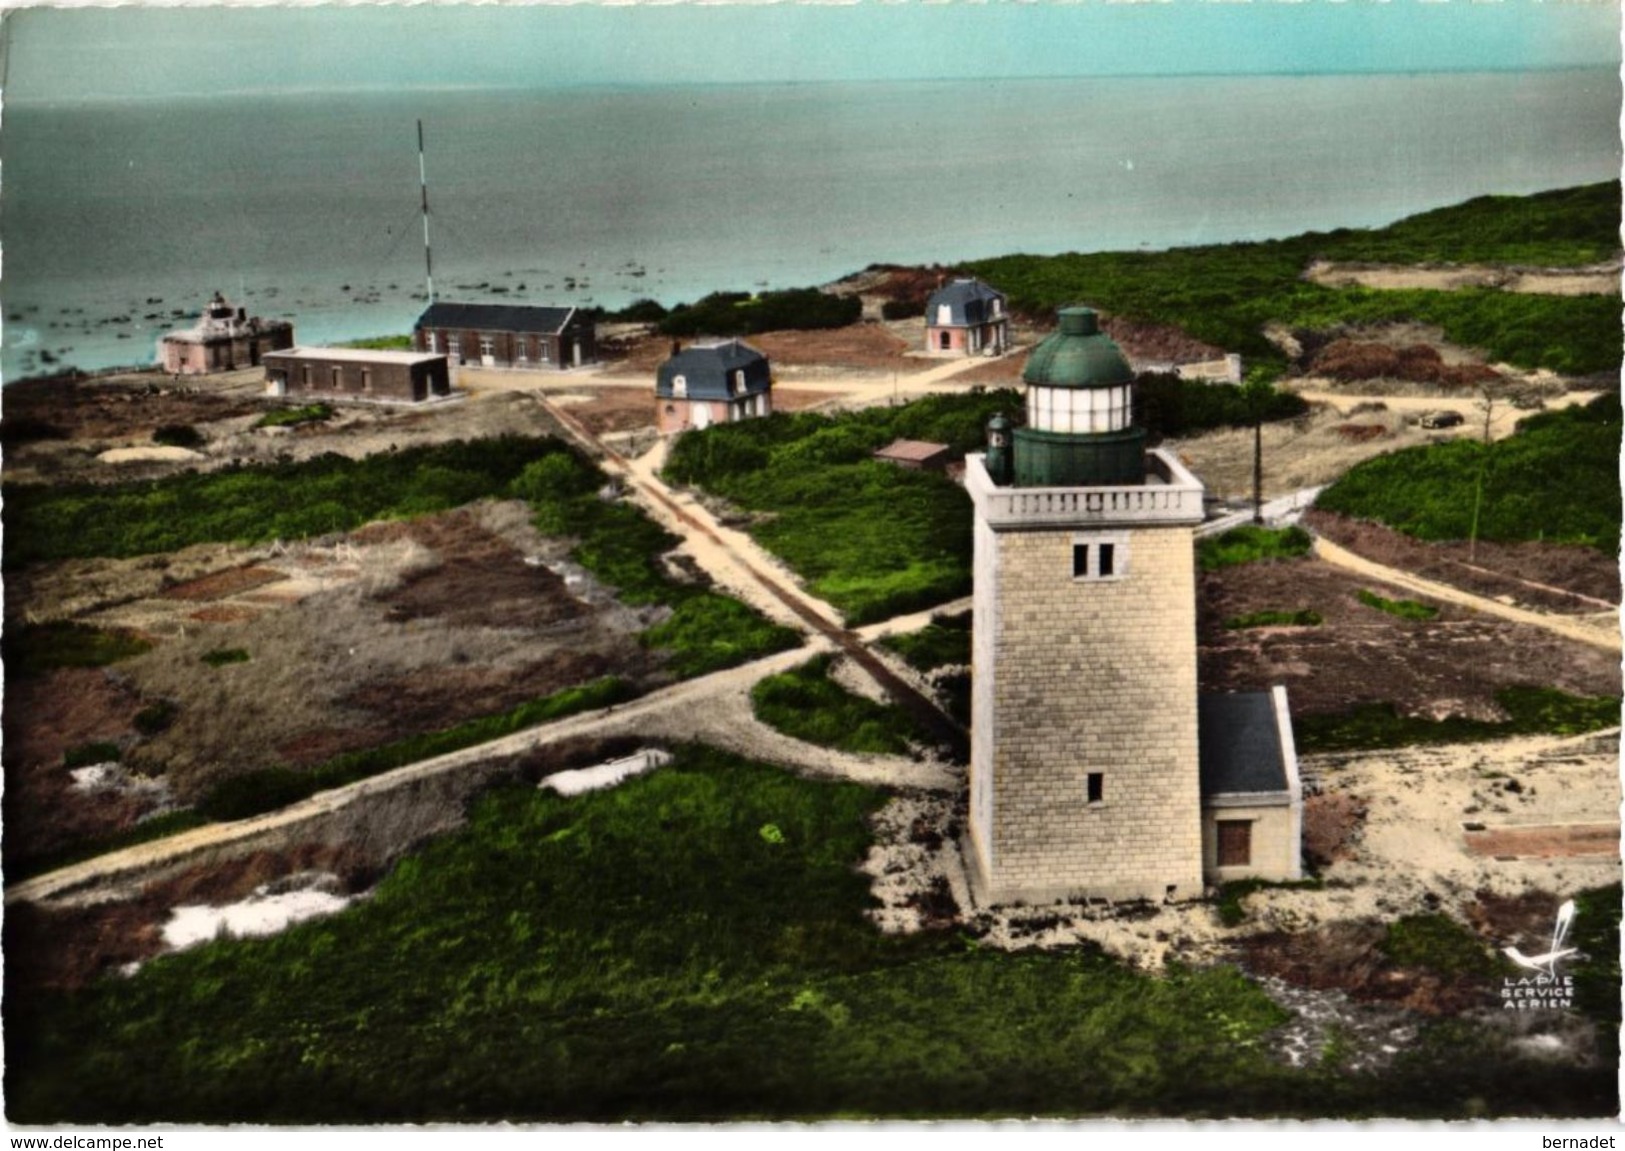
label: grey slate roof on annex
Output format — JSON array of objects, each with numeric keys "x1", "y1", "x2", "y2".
[
  {"x1": 656, "y1": 340, "x2": 771, "y2": 400},
  {"x1": 1198, "y1": 692, "x2": 1289, "y2": 796},
  {"x1": 926, "y1": 279, "x2": 1005, "y2": 326},
  {"x1": 415, "y1": 302, "x2": 578, "y2": 334}
]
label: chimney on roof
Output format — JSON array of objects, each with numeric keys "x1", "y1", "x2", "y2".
[{"x1": 671, "y1": 340, "x2": 681, "y2": 358}]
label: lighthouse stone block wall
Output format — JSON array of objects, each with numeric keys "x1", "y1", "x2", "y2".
[{"x1": 966, "y1": 451, "x2": 1208, "y2": 905}]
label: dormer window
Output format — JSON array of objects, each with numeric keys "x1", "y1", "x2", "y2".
[{"x1": 672, "y1": 374, "x2": 687, "y2": 399}]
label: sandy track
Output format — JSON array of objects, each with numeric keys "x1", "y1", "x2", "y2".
[{"x1": 1313, "y1": 536, "x2": 1620, "y2": 654}]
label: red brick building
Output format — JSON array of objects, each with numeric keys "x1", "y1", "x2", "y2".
[
  {"x1": 263, "y1": 347, "x2": 452, "y2": 403},
  {"x1": 412, "y1": 302, "x2": 596, "y2": 370}
]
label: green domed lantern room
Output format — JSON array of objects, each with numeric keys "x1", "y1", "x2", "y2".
[{"x1": 1003, "y1": 306, "x2": 1147, "y2": 487}]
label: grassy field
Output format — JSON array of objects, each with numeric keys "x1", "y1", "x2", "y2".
[
  {"x1": 665, "y1": 393, "x2": 1015, "y2": 624},
  {"x1": 1315, "y1": 394, "x2": 1622, "y2": 554},
  {"x1": 9, "y1": 746, "x2": 1616, "y2": 1122},
  {"x1": 964, "y1": 182, "x2": 1621, "y2": 375}
]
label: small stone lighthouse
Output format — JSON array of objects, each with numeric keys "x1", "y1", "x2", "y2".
[{"x1": 966, "y1": 307, "x2": 1208, "y2": 904}]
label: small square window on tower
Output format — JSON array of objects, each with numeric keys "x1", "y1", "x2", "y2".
[
  {"x1": 1086, "y1": 772, "x2": 1104, "y2": 804},
  {"x1": 1072, "y1": 534, "x2": 1129, "y2": 580}
]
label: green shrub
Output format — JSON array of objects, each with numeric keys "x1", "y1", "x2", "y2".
[
  {"x1": 1355, "y1": 589, "x2": 1438, "y2": 621},
  {"x1": 659, "y1": 287, "x2": 861, "y2": 338},
  {"x1": 881, "y1": 298, "x2": 925, "y2": 321},
  {"x1": 751, "y1": 655, "x2": 925, "y2": 755},
  {"x1": 201, "y1": 648, "x2": 251, "y2": 667},
  {"x1": 1136, "y1": 375, "x2": 1308, "y2": 440},
  {"x1": 8, "y1": 810, "x2": 212, "y2": 882},
  {"x1": 198, "y1": 768, "x2": 315, "y2": 822},
  {"x1": 637, "y1": 594, "x2": 799, "y2": 679},
  {"x1": 880, "y1": 612, "x2": 973, "y2": 671},
  {"x1": 152, "y1": 423, "x2": 204, "y2": 449},
  {"x1": 1315, "y1": 394, "x2": 1621, "y2": 554},
  {"x1": 2, "y1": 622, "x2": 152, "y2": 676},
  {"x1": 1223, "y1": 609, "x2": 1322, "y2": 630},
  {"x1": 344, "y1": 334, "x2": 413, "y2": 350},
  {"x1": 5, "y1": 436, "x2": 563, "y2": 569},
  {"x1": 133, "y1": 700, "x2": 177, "y2": 736},
  {"x1": 197, "y1": 676, "x2": 639, "y2": 823},
  {"x1": 1295, "y1": 687, "x2": 1621, "y2": 753},
  {"x1": 1197, "y1": 526, "x2": 1313, "y2": 572},
  {"x1": 253, "y1": 403, "x2": 333, "y2": 429},
  {"x1": 63, "y1": 741, "x2": 121, "y2": 769},
  {"x1": 1380, "y1": 914, "x2": 1504, "y2": 978},
  {"x1": 1569, "y1": 885, "x2": 1622, "y2": 1042},
  {"x1": 606, "y1": 298, "x2": 669, "y2": 323},
  {"x1": 1496, "y1": 685, "x2": 1622, "y2": 736}
]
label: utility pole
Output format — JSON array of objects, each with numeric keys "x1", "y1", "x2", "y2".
[{"x1": 418, "y1": 119, "x2": 435, "y2": 304}]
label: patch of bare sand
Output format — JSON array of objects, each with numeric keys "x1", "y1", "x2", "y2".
[
  {"x1": 97, "y1": 446, "x2": 206, "y2": 464},
  {"x1": 1306, "y1": 260, "x2": 1620, "y2": 297},
  {"x1": 1165, "y1": 403, "x2": 1418, "y2": 502}
]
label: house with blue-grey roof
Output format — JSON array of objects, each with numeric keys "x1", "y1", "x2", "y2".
[
  {"x1": 412, "y1": 302, "x2": 597, "y2": 371},
  {"x1": 925, "y1": 277, "x2": 1009, "y2": 357},
  {"x1": 656, "y1": 339, "x2": 773, "y2": 435}
]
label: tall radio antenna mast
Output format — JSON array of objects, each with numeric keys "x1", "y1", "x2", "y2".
[{"x1": 418, "y1": 119, "x2": 435, "y2": 304}]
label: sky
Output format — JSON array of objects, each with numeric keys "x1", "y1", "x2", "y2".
[{"x1": 1, "y1": 1, "x2": 1620, "y2": 103}]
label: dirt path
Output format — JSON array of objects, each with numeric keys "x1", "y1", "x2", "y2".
[
  {"x1": 539, "y1": 394, "x2": 970, "y2": 758},
  {"x1": 1312, "y1": 536, "x2": 1620, "y2": 654}
]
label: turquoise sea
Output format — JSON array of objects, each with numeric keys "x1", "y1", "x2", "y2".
[{"x1": 1, "y1": 69, "x2": 1618, "y2": 381}]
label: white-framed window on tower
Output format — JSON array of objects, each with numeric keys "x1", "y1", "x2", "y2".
[{"x1": 1071, "y1": 532, "x2": 1129, "y2": 581}]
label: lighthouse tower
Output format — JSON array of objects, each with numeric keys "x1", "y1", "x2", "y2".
[{"x1": 966, "y1": 307, "x2": 1208, "y2": 904}]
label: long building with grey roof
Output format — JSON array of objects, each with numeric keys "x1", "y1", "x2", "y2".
[{"x1": 412, "y1": 302, "x2": 596, "y2": 371}]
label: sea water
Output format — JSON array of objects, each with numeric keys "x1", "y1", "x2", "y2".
[{"x1": 2, "y1": 69, "x2": 1618, "y2": 381}]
